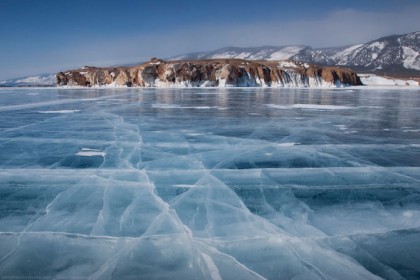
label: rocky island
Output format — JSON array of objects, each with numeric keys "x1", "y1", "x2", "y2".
[{"x1": 56, "y1": 58, "x2": 362, "y2": 88}]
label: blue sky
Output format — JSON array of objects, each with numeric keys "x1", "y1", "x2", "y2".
[{"x1": 0, "y1": 0, "x2": 419, "y2": 80}]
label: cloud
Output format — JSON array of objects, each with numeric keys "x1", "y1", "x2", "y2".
[
  {"x1": 156, "y1": 5, "x2": 420, "y2": 49},
  {"x1": 285, "y1": 6, "x2": 420, "y2": 47}
]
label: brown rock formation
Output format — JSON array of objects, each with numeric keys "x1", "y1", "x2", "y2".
[{"x1": 56, "y1": 58, "x2": 362, "y2": 87}]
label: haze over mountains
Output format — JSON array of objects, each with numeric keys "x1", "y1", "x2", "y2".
[{"x1": 0, "y1": 31, "x2": 418, "y2": 87}]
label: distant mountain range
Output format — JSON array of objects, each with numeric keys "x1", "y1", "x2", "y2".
[
  {"x1": 171, "y1": 31, "x2": 420, "y2": 77},
  {"x1": 1, "y1": 31, "x2": 418, "y2": 87},
  {"x1": 0, "y1": 74, "x2": 56, "y2": 87}
]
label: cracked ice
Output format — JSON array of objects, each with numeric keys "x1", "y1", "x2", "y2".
[{"x1": 0, "y1": 87, "x2": 420, "y2": 279}]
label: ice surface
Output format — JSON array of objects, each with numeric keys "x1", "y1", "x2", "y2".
[
  {"x1": 360, "y1": 74, "x2": 419, "y2": 86},
  {"x1": 1, "y1": 87, "x2": 420, "y2": 279}
]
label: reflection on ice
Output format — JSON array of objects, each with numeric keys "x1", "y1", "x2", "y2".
[
  {"x1": 267, "y1": 104, "x2": 353, "y2": 110},
  {"x1": 1, "y1": 87, "x2": 420, "y2": 279}
]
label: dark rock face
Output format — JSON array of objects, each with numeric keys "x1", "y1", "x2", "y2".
[{"x1": 56, "y1": 59, "x2": 362, "y2": 87}]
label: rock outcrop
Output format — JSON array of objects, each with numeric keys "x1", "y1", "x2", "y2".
[{"x1": 56, "y1": 58, "x2": 362, "y2": 87}]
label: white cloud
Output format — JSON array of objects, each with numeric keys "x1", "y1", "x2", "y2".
[{"x1": 157, "y1": 5, "x2": 420, "y2": 49}]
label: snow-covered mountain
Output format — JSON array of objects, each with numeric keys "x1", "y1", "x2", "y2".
[
  {"x1": 172, "y1": 31, "x2": 420, "y2": 76},
  {"x1": 171, "y1": 45, "x2": 331, "y2": 64},
  {"x1": 331, "y1": 32, "x2": 419, "y2": 74},
  {"x1": 0, "y1": 74, "x2": 56, "y2": 87}
]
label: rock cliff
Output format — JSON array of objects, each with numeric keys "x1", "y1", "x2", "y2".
[{"x1": 56, "y1": 58, "x2": 362, "y2": 87}]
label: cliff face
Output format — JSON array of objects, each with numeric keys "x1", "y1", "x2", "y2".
[{"x1": 56, "y1": 58, "x2": 362, "y2": 87}]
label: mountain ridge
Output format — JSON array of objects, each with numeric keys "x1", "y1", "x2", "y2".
[
  {"x1": 170, "y1": 31, "x2": 420, "y2": 77},
  {"x1": 0, "y1": 73, "x2": 56, "y2": 87},
  {"x1": 1, "y1": 31, "x2": 418, "y2": 87}
]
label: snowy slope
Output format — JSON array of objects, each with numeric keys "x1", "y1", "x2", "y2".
[
  {"x1": 335, "y1": 32, "x2": 420, "y2": 72},
  {"x1": 171, "y1": 46, "x2": 310, "y2": 61},
  {"x1": 172, "y1": 32, "x2": 420, "y2": 75},
  {"x1": 0, "y1": 74, "x2": 56, "y2": 87}
]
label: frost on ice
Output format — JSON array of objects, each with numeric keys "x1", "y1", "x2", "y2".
[{"x1": 0, "y1": 87, "x2": 420, "y2": 279}]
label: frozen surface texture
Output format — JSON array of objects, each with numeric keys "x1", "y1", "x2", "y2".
[{"x1": 0, "y1": 87, "x2": 420, "y2": 279}]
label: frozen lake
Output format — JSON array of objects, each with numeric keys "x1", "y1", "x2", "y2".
[{"x1": 0, "y1": 87, "x2": 420, "y2": 279}]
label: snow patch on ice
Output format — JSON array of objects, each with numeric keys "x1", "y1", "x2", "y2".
[
  {"x1": 277, "y1": 143, "x2": 298, "y2": 147},
  {"x1": 76, "y1": 148, "x2": 106, "y2": 157},
  {"x1": 267, "y1": 104, "x2": 353, "y2": 110},
  {"x1": 334, "y1": 125, "x2": 347, "y2": 130},
  {"x1": 152, "y1": 104, "x2": 220, "y2": 110},
  {"x1": 360, "y1": 74, "x2": 418, "y2": 86},
  {"x1": 38, "y1": 110, "x2": 81, "y2": 114},
  {"x1": 293, "y1": 104, "x2": 353, "y2": 110}
]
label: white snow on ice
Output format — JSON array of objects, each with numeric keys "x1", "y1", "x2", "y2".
[
  {"x1": 75, "y1": 148, "x2": 106, "y2": 157},
  {"x1": 266, "y1": 104, "x2": 353, "y2": 110},
  {"x1": 38, "y1": 110, "x2": 81, "y2": 114},
  {"x1": 360, "y1": 74, "x2": 418, "y2": 86},
  {"x1": 152, "y1": 104, "x2": 221, "y2": 110}
]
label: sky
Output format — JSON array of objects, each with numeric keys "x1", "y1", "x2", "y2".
[{"x1": 0, "y1": 0, "x2": 419, "y2": 80}]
